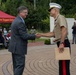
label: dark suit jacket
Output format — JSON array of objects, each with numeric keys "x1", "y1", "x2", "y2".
[{"x1": 8, "y1": 16, "x2": 36, "y2": 55}]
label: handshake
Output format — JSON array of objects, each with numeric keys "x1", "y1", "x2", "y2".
[
  {"x1": 35, "y1": 33, "x2": 42, "y2": 38},
  {"x1": 35, "y1": 32, "x2": 51, "y2": 38}
]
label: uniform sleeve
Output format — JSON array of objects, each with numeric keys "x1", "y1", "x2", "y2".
[
  {"x1": 17, "y1": 22, "x2": 36, "y2": 40},
  {"x1": 59, "y1": 15, "x2": 67, "y2": 28}
]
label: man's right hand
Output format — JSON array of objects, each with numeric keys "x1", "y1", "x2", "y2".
[{"x1": 35, "y1": 34, "x2": 41, "y2": 38}]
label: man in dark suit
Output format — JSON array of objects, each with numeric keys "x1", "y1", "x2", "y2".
[{"x1": 8, "y1": 6, "x2": 40, "y2": 75}]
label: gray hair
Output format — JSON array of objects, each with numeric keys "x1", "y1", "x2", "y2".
[{"x1": 17, "y1": 6, "x2": 28, "y2": 13}]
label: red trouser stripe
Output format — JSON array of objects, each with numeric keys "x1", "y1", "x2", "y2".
[{"x1": 62, "y1": 60, "x2": 66, "y2": 75}]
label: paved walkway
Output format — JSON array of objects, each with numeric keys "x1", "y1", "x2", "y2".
[{"x1": 0, "y1": 42, "x2": 76, "y2": 75}]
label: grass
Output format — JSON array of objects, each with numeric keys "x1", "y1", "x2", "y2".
[{"x1": 28, "y1": 38, "x2": 45, "y2": 43}]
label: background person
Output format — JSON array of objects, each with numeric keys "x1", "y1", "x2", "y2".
[
  {"x1": 30, "y1": 26, "x2": 36, "y2": 42},
  {"x1": 72, "y1": 22, "x2": 76, "y2": 44},
  {"x1": 3, "y1": 28, "x2": 7, "y2": 39}
]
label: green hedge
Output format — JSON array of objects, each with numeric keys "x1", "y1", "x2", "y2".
[{"x1": 44, "y1": 39, "x2": 51, "y2": 45}]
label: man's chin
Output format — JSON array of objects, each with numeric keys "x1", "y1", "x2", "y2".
[{"x1": 23, "y1": 16, "x2": 27, "y2": 19}]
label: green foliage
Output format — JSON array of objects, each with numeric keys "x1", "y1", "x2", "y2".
[
  {"x1": 25, "y1": 10, "x2": 41, "y2": 29},
  {"x1": 2, "y1": 0, "x2": 7, "y2": 2},
  {"x1": 5, "y1": 0, "x2": 23, "y2": 16},
  {"x1": 44, "y1": 39, "x2": 51, "y2": 45},
  {"x1": 0, "y1": 24, "x2": 10, "y2": 30},
  {"x1": 51, "y1": 0, "x2": 76, "y2": 18},
  {"x1": 0, "y1": 0, "x2": 76, "y2": 31},
  {"x1": 41, "y1": 17, "x2": 50, "y2": 32},
  {"x1": 0, "y1": 3, "x2": 6, "y2": 11}
]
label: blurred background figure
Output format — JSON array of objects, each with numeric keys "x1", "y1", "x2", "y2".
[
  {"x1": 72, "y1": 22, "x2": 76, "y2": 44},
  {"x1": 6, "y1": 30, "x2": 11, "y2": 41},
  {"x1": 4, "y1": 29, "x2": 11, "y2": 49},
  {"x1": 30, "y1": 26, "x2": 36, "y2": 42},
  {"x1": 3, "y1": 28, "x2": 7, "y2": 39},
  {"x1": 0, "y1": 27, "x2": 4, "y2": 49}
]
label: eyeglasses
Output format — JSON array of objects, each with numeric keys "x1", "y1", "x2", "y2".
[{"x1": 22, "y1": 11, "x2": 28, "y2": 14}]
